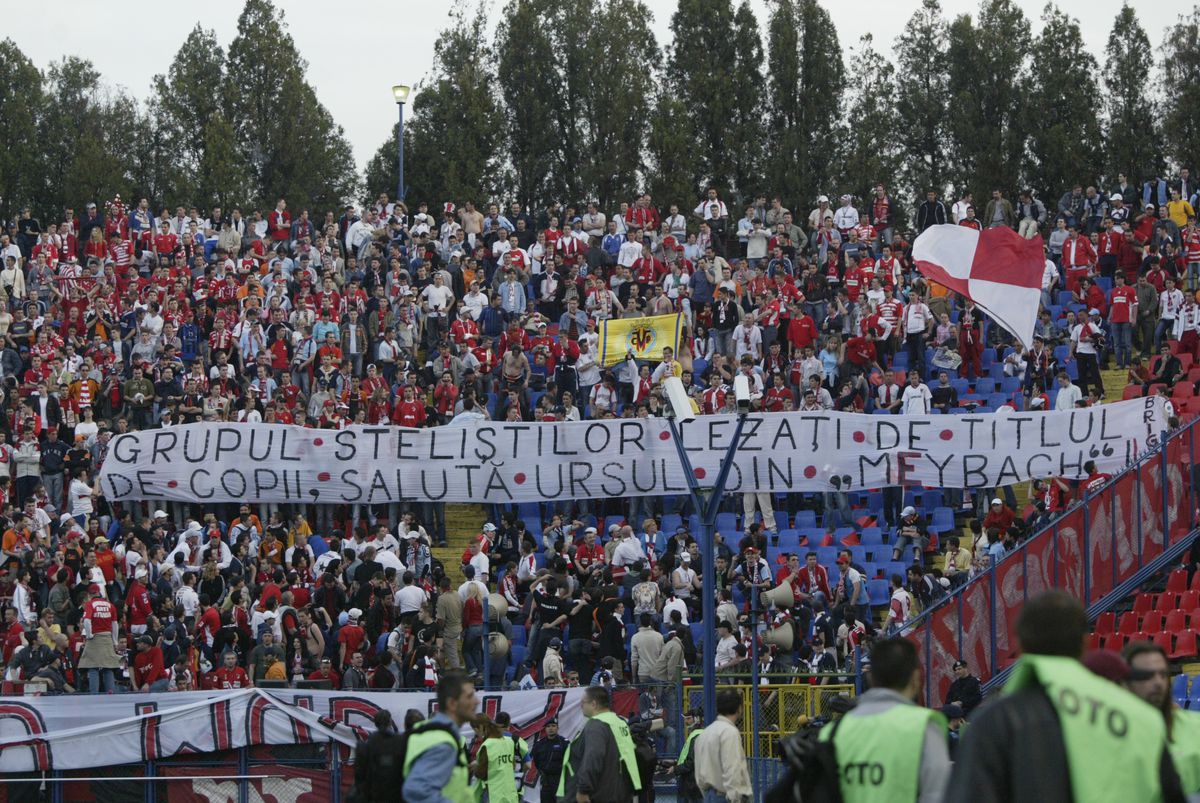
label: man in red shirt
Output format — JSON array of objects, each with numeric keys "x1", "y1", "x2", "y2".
[
  {"x1": 1108, "y1": 273, "x2": 1138, "y2": 369},
  {"x1": 79, "y1": 584, "x2": 120, "y2": 693},
  {"x1": 338, "y1": 608, "x2": 367, "y2": 670},
  {"x1": 1082, "y1": 460, "x2": 1112, "y2": 495},
  {"x1": 844, "y1": 331, "x2": 880, "y2": 376},
  {"x1": 306, "y1": 657, "x2": 341, "y2": 689},
  {"x1": 197, "y1": 594, "x2": 222, "y2": 663},
  {"x1": 125, "y1": 565, "x2": 152, "y2": 635},
  {"x1": 1061, "y1": 223, "x2": 1096, "y2": 292},
  {"x1": 212, "y1": 650, "x2": 250, "y2": 689},
  {"x1": 132, "y1": 635, "x2": 170, "y2": 692},
  {"x1": 268, "y1": 199, "x2": 291, "y2": 242}
]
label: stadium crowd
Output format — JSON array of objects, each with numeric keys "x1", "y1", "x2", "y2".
[{"x1": 0, "y1": 172, "x2": 1197, "y2": 704}]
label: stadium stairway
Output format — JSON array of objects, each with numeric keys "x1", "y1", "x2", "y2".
[{"x1": 434, "y1": 502, "x2": 488, "y2": 585}]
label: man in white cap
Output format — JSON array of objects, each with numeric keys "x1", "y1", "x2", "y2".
[
  {"x1": 809, "y1": 195, "x2": 833, "y2": 231},
  {"x1": 892, "y1": 506, "x2": 929, "y2": 562},
  {"x1": 834, "y1": 194, "x2": 859, "y2": 234}
]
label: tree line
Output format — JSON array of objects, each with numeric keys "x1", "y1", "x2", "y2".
[
  {"x1": 366, "y1": 0, "x2": 1200, "y2": 220},
  {"x1": 0, "y1": 0, "x2": 1197, "y2": 227}
]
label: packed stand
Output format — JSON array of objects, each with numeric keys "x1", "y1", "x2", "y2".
[{"x1": 0, "y1": 174, "x2": 1194, "y2": 701}]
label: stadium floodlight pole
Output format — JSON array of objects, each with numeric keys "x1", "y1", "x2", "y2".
[
  {"x1": 663, "y1": 376, "x2": 750, "y2": 728},
  {"x1": 392, "y1": 85, "x2": 411, "y2": 201}
]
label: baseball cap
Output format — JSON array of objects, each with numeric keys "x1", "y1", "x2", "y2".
[
  {"x1": 153, "y1": 509, "x2": 168, "y2": 518},
  {"x1": 941, "y1": 703, "x2": 965, "y2": 719},
  {"x1": 818, "y1": 195, "x2": 829, "y2": 203},
  {"x1": 1110, "y1": 193, "x2": 1123, "y2": 201},
  {"x1": 584, "y1": 526, "x2": 597, "y2": 535},
  {"x1": 952, "y1": 660, "x2": 967, "y2": 670},
  {"x1": 348, "y1": 607, "x2": 362, "y2": 620},
  {"x1": 901, "y1": 506, "x2": 916, "y2": 517},
  {"x1": 991, "y1": 498, "x2": 1002, "y2": 506},
  {"x1": 548, "y1": 637, "x2": 562, "y2": 650},
  {"x1": 482, "y1": 523, "x2": 497, "y2": 532},
  {"x1": 1089, "y1": 308, "x2": 1101, "y2": 317},
  {"x1": 681, "y1": 553, "x2": 691, "y2": 562}
]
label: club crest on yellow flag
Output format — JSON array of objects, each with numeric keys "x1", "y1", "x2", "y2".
[{"x1": 597, "y1": 313, "x2": 683, "y2": 366}]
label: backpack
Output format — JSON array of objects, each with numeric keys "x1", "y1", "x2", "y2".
[
  {"x1": 765, "y1": 718, "x2": 846, "y2": 803},
  {"x1": 348, "y1": 721, "x2": 459, "y2": 803}
]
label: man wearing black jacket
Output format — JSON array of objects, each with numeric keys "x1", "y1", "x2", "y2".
[
  {"x1": 916, "y1": 191, "x2": 948, "y2": 232},
  {"x1": 947, "y1": 591, "x2": 1185, "y2": 803},
  {"x1": 945, "y1": 658, "x2": 983, "y2": 715},
  {"x1": 530, "y1": 718, "x2": 568, "y2": 803}
]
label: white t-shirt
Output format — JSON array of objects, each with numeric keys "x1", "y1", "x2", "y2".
[
  {"x1": 901, "y1": 383, "x2": 933, "y2": 415},
  {"x1": 421, "y1": 284, "x2": 455, "y2": 317},
  {"x1": 469, "y1": 551, "x2": 490, "y2": 579},
  {"x1": 1070, "y1": 322, "x2": 1099, "y2": 356},
  {"x1": 69, "y1": 479, "x2": 94, "y2": 516},
  {"x1": 888, "y1": 587, "x2": 912, "y2": 628},
  {"x1": 663, "y1": 595, "x2": 689, "y2": 625}
]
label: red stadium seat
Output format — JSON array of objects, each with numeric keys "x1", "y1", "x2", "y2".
[
  {"x1": 1094, "y1": 611, "x2": 1116, "y2": 635},
  {"x1": 1169, "y1": 630, "x2": 1198, "y2": 661},
  {"x1": 1156, "y1": 592, "x2": 1179, "y2": 614},
  {"x1": 1117, "y1": 612, "x2": 1140, "y2": 636},
  {"x1": 1180, "y1": 591, "x2": 1200, "y2": 612},
  {"x1": 1087, "y1": 632, "x2": 1103, "y2": 651},
  {"x1": 1142, "y1": 612, "x2": 1164, "y2": 633},
  {"x1": 1165, "y1": 610, "x2": 1189, "y2": 635},
  {"x1": 1154, "y1": 630, "x2": 1175, "y2": 656},
  {"x1": 1167, "y1": 570, "x2": 1190, "y2": 595},
  {"x1": 1122, "y1": 385, "x2": 1143, "y2": 400},
  {"x1": 1132, "y1": 593, "x2": 1154, "y2": 615}
]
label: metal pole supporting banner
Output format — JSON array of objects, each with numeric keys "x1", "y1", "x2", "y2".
[
  {"x1": 666, "y1": 414, "x2": 747, "y2": 727},
  {"x1": 1162, "y1": 431, "x2": 1171, "y2": 552},
  {"x1": 1082, "y1": 492, "x2": 1092, "y2": 606},
  {"x1": 396, "y1": 103, "x2": 406, "y2": 202}
]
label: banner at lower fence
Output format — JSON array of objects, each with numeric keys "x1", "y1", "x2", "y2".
[
  {"x1": 0, "y1": 687, "x2": 584, "y2": 774},
  {"x1": 98, "y1": 398, "x2": 1168, "y2": 504}
]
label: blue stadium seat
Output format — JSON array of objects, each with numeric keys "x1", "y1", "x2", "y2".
[
  {"x1": 1057, "y1": 290, "x2": 1074, "y2": 307},
  {"x1": 716, "y1": 512, "x2": 739, "y2": 534},
  {"x1": 662, "y1": 513, "x2": 682, "y2": 533},
  {"x1": 859, "y1": 527, "x2": 884, "y2": 547},
  {"x1": 774, "y1": 511, "x2": 790, "y2": 532},
  {"x1": 867, "y1": 579, "x2": 891, "y2": 606},
  {"x1": 920, "y1": 489, "x2": 943, "y2": 510},
  {"x1": 777, "y1": 529, "x2": 802, "y2": 551},
  {"x1": 795, "y1": 510, "x2": 817, "y2": 529},
  {"x1": 930, "y1": 507, "x2": 955, "y2": 531},
  {"x1": 849, "y1": 545, "x2": 869, "y2": 565},
  {"x1": 816, "y1": 546, "x2": 839, "y2": 567},
  {"x1": 1174, "y1": 673, "x2": 1191, "y2": 700},
  {"x1": 999, "y1": 376, "x2": 1022, "y2": 394},
  {"x1": 950, "y1": 378, "x2": 970, "y2": 397}
]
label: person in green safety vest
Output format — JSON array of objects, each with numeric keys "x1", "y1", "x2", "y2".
[
  {"x1": 401, "y1": 673, "x2": 478, "y2": 803},
  {"x1": 948, "y1": 590, "x2": 1187, "y2": 803},
  {"x1": 474, "y1": 717, "x2": 520, "y2": 803},
  {"x1": 1122, "y1": 640, "x2": 1200, "y2": 797},
  {"x1": 670, "y1": 708, "x2": 704, "y2": 803},
  {"x1": 493, "y1": 711, "x2": 531, "y2": 791},
  {"x1": 819, "y1": 637, "x2": 950, "y2": 803},
  {"x1": 557, "y1": 685, "x2": 642, "y2": 802}
]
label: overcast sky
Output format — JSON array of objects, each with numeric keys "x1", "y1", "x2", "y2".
[{"x1": 5, "y1": 0, "x2": 1186, "y2": 174}]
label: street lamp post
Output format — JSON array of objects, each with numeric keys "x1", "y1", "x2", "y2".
[{"x1": 392, "y1": 84, "x2": 411, "y2": 202}]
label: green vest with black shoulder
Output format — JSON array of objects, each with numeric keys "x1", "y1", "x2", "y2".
[
  {"x1": 1169, "y1": 709, "x2": 1200, "y2": 795},
  {"x1": 819, "y1": 702, "x2": 945, "y2": 803},
  {"x1": 402, "y1": 720, "x2": 473, "y2": 803},
  {"x1": 1006, "y1": 654, "x2": 1169, "y2": 803},
  {"x1": 556, "y1": 710, "x2": 644, "y2": 795},
  {"x1": 480, "y1": 735, "x2": 518, "y2": 803}
]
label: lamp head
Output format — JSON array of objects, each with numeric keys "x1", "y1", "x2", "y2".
[{"x1": 392, "y1": 85, "x2": 411, "y2": 104}]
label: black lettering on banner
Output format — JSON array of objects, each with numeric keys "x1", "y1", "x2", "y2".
[
  {"x1": 505, "y1": 425, "x2": 531, "y2": 459},
  {"x1": 1143, "y1": 396, "x2": 1157, "y2": 426},
  {"x1": 189, "y1": 470, "x2": 214, "y2": 499},
  {"x1": 661, "y1": 458, "x2": 687, "y2": 492},
  {"x1": 396, "y1": 429, "x2": 420, "y2": 460},
  {"x1": 1010, "y1": 417, "x2": 1034, "y2": 450},
  {"x1": 183, "y1": 429, "x2": 212, "y2": 463},
  {"x1": 737, "y1": 417, "x2": 762, "y2": 451},
  {"x1": 220, "y1": 470, "x2": 247, "y2": 498},
  {"x1": 707, "y1": 418, "x2": 729, "y2": 451},
  {"x1": 583, "y1": 423, "x2": 611, "y2": 454},
  {"x1": 925, "y1": 452, "x2": 954, "y2": 487},
  {"x1": 1067, "y1": 411, "x2": 1093, "y2": 443},
  {"x1": 896, "y1": 452, "x2": 921, "y2": 486},
  {"x1": 1026, "y1": 453, "x2": 1053, "y2": 477},
  {"x1": 1059, "y1": 450, "x2": 1084, "y2": 477},
  {"x1": 105, "y1": 473, "x2": 134, "y2": 497},
  {"x1": 112, "y1": 434, "x2": 140, "y2": 464},
  {"x1": 334, "y1": 430, "x2": 356, "y2": 460},
  {"x1": 151, "y1": 431, "x2": 177, "y2": 465},
  {"x1": 552, "y1": 427, "x2": 578, "y2": 456},
  {"x1": 253, "y1": 470, "x2": 279, "y2": 497},
  {"x1": 459, "y1": 464, "x2": 479, "y2": 497},
  {"x1": 727, "y1": 461, "x2": 744, "y2": 493},
  {"x1": 906, "y1": 421, "x2": 930, "y2": 452},
  {"x1": 484, "y1": 467, "x2": 511, "y2": 499},
  {"x1": 619, "y1": 421, "x2": 645, "y2": 455},
  {"x1": 994, "y1": 456, "x2": 1021, "y2": 487},
  {"x1": 135, "y1": 470, "x2": 156, "y2": 497},
  {"x1": 963, "y1": 455, "x2": 989, "y2": 487},
  {"x1": 1040, "y1": 417, "x2": 1061, "y2": 448},
  {"x1": 630, "y1": 459, "x2": 657, "y2": 493},
  {"x1": 771, "y1": 417, "x2": 797, "y2": 452},
  {"x1": 214, "y1": 428, "x2": 242, "y2": 462},
  {"x1": 859, "y1": 453, "x2": 890, "y2": 488},
  {"x1": 876, "y1": 421, "x2": 900, "y2": 450},
  {"x1": 421, "y1": 470, "x2": 448, "y2": 500},
  {"x1": 361, "y1": 428, "x2": 388, "y2": 460},
  {"x1": 568, "y1": 461, "x2": 593, "y2": 497},
  {"x1": 248, "y1": 429, "x2": 276, "y2": 462},
  {"x1": 536, "y1": 464, "x2": 564, "y2": 498},
  {"x1": 1098, "y1": 408, "x2": 1121, "y2": 442},
  {"x1": 340, "y1": 470, "x2": 362, "y2": 502},
  {"x1": 767, "y1": 458, "x2": 792, "y2": 490},
  {"x1": 474, "y1": 426, "x2": 497, "y2": 462},
  {"x1": 429, "y1": 429, "x2": 456, "y2": 460},
  {"x1": 278, "y1": 430, "x2": 302, "y2": 462},
  {"x1": 600, "y1": 462, "x2": 628, "y2": 497},
  {"x1": 367, "y1": 470, "x2": 392, "y2": 503},
  {"x1": 964, "y1": 418, "x2": 984, "y2": 449}
]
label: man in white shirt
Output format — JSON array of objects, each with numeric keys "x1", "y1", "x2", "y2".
[
  {"x1": 694, "y1": 189, "x2": 728, "y2": 221},
  {"x1": 611, "y1": 526, "x2": 647, "y2": 571},
  {"x1": 1040, "y1": 257, "x2": 1059, "y2": 309},
  {"x1": 883, "y1": 574, "x2": 912, "y2": 633},
  {"x1": 1157, "y1": 276, "x2": 1184, "y2": 352},
  {"x1": 1068, "y1": 308, "x2": 1105, "y2": 399},
  {"x1": 902, "y1": 294, "x2": 935, "y2": 379},
  {"x1": 833, "y1": 195, "x2": 860, "y2": 233},
  {"x1": 695, "y1": 689, "x2": 754, "y2": 803},
  {"x1": 1053, "y1": 370, "x2": 1083, "y2": 410},
  {"x1": 393, "y1": 572, "x2": 428, "y2": 621},
  {"x1": 900, "y1": 369, "x2": 933, "y2": 414},
  {"x1": 808, "y1": 195, "x2": 833, "y2": 231},
  {"x1": 617, "y1": 232, "x2": 643, "y2": 268},
  {"x1": 952, "y1": 191, "x2": 974, "y2": 223},
  {"x1": 732, "y1": 313, "x2": 762, "y2": 362}
]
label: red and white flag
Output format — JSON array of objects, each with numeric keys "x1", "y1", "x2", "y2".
[{"x1": 913, "y1": 225, "x2": 1045, "y2": 347}]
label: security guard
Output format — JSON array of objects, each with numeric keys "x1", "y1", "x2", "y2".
[
  {"x1": 557, "y1": 686, "x2": 642, "y2": 802},
  {"x1": 1122, "y1": 640, "x2": 1200, "y2": 796},
  {"x1": 351, "y1": 710, "x2": 399, "y2": 801},
  {"x1": 401, "y1": 674, "x2": 478, "y2": 803},
  {"x1": 671, "y1": 708, "x2": 704, "y2": 803},
  {"x1": 529, "y1": 718, "x2": 568, "y2": 803},
  {"x1": 475, "y1": 717, "x2": 519, "y2": 803},
  {"x1": 949, "y1": 591, "x2": 1186, "y2": 802},
  {"x1": 494, "y1": 711, "x2": 531, "y2": 789},
  {"x1": 820, "y1": 638, "x2": 950, "y2": 802}
]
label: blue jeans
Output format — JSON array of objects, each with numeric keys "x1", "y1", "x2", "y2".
[
  {"x1": 823, "y1": 492, "x2": 852, "y2": 526},
  {"x1": 1111, "y1": 322, "x2": 1133, "y2": 368},
  {"x1": 88, "y1": 668, "x2": 115, "y2": 694},
  {"x1": 464, "y1": 625, "x2": 484, "y2": 676},
  {"x1": 713, "y1": 329, "x2": 733, "y2": 358},
  {"x1": 1155, "y1": 319, "x2": 1175, "y2": 353}
]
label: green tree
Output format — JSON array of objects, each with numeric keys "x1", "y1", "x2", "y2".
[
  {"x1": 364, "y1": 123, "x2": 400, "y2": 202},
  {"x1": 36, "y1": 58, "x2": 137, "y2": 217},
  {"x1": 225, "y1": 0, "x2": 358, "y2": 207},
  {"x1": 1161, "y1": 8, "x2": 1200, "y2": 175},
  {"x1": 840, "y1": 35, "x2": 902, "y2": 202},
  {"x1": 151, "y1": 25, "x2": 232, "y2": 205},
  {"x1": 766, "y1": 0, "x2": 845, "y2": 209},
  {"x1": 666, "y1": 0, "x2": 736, "y2": 194},
  {"x1": 945, "y1": 0, "x2": 1031, "y2": 200},
  {"x1": 646, "y1": 94, "x2": 698, "y2": 209},
  {"x1": 1103, "y1": 4, "x2": 1160, "y2": 183},
  {"x1": 0, "y1": 40, "x2": 45, "y2": 223},
  {"x1": 398, "y1": 7, "x2": 502, "y2": 205},
  {"x1": 1024, "y1": 4, "x2": 1101, "y2": 198},
  {"x1": 495, "y1": 0, "x2": 561, "y2": 210},
  {"x1": 726, "y1": 1, "x2": 766, "y2": 200},
  {"x1": 894, "y1": 0, "x2": 951, "y2": 198}
]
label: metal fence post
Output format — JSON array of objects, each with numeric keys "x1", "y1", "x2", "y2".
[
  {"x1": 1162, "y1": 430, "x2": 1171, "y2": 551},
  {"x1": 1136, "y1": 466, "x2": 1144, "y2": 569},
  {"x1": 238, "y1": 747, "x2": 249, "y2": 803},
  {"x1": 1111, "y1": 482, "x2": 1118, "y2": 592},
  {"x1": 1082, "y1": 492, "x2": 1092, "y2": 606},
  {"x1": 331, "y1": 745, "x2": 342, "y2": 803},
  {"x1": 988, "y1": 568, "x2": 998, "y2": 677}
]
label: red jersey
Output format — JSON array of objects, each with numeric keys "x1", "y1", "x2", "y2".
[
  {"x1": 83, "y1": 597, "x2": 118, "y2": 635},
  {"x1": 391, "y1": 399, "x2": 426, "y2": 428},
  {"x1": 132, "y1": 646, "x2": 168, "y2": 687},
  {"x1": 213, "y1": 665, "x2": 250, "y2": 689},
  {"x1": 125, "y1": 580, "x2": 152, "y2": 627},
  {"x1": 764, "y1": 385, "x2": 790, "y2": 412}
]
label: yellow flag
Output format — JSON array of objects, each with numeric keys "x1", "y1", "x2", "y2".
[{"x1": 597, "y1": 313, "x2": 683, "y2": 366}]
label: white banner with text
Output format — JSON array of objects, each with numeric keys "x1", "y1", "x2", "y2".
[{"x1": 98, "y1": 398, "x2": 1168, "y2": 503}]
